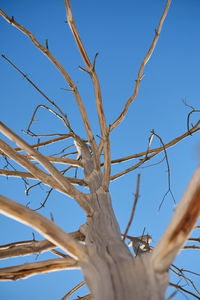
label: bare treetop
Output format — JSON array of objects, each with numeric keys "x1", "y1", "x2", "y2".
[{"x1": 0, "y1": 0, "x2": 200, "y2": 299}]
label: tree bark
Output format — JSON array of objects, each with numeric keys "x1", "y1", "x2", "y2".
[{"x1": 80, "y1": 189, "x2": 168, "y2": 300}]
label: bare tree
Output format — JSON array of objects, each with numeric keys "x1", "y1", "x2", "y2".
[{"x1": 0, "y1": 1, "x2": 200, "y2": 299}]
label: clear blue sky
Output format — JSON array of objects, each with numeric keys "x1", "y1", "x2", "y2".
[{"x1": 0, "y1": 0, "x2": 200, "y2": 299}]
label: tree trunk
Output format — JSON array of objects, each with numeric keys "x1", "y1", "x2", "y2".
[{"x1": 80, "y1": 188, "x2": 168, "y2": 300}]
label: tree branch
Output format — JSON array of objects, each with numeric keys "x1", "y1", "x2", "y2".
[
  {"x1": 0, "y1": 195, "x2": 88, "y2": 260},
  {"x1": 110, "y1": 120, "x2": 200, "y2": 166},
  {"x1": 61, "y1": 281, "x2": 85, "y2": 300},
  {"x1": 0, "y1": 258, "x2": 79, "y2": 281},
  {"x1": 26, "y1": 104, "x2": 70, "y2": 132},
  {"x1": 169, "y1": 282, "x2": 200, "y2": 300},
  {"x1": 183, "y1": 245, "x2": 200, "y2": 250},
  {"x1": 64, "y1": 0, "x2": 107, "y2": 137},
  {"x1": 0, "y1": 138, "x2": 66, "y2": 192},
  {"x1": 1, "y1": 135, "x2": 73, "y2": 156},
  {"x1": 109, "y1": 0, "x2": 171, "y2": 132},
  {"x1": 17, "y1": 135, "x2": 72, "y2": 150},
  {"x1": 74, "y1": 295, "x2": 92, "y2": 300},
  {"x1": 0, "y1": 9, "x2": 98, "y2": 167},
  {"x1": 1, "y1": 54, "x2": 72, "y2": 129},
  {"x1": 152, "y1": 130, "x2": 175, "y2": 209},
  {"x1": 0, "y1": 122, "x2": 92, "y2": 214},
  {"x1": 64, "y1": 0, "x2": 110, "y2": 186},
  {"x1": 110, "y1": 121, "x2": 200, "y2": 181},
  {"x1": 0, "y1": 169, "x2": 87, "y2": 187},
  {"x1": 123, "y1": 174, "x2": 140, "y2": 241},
  {"x1": 170, "y1": 264, "x2": 200, "y2": 297},
  {"x1": 0, "y1": 239, "x2": 54, "y2": 260},
  {"x1": 0, "y1": 231, "x2": 85, "y2": 260},
  {"x1": 26, "y1": 155, "x2": 83, "y2": 168}
]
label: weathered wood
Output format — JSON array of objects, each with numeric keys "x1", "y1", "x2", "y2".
[
  {"x1": 80, "y1": 188, "x2": 168, "y2": 300},
  {"x1": 152, "y1": 165, "x2": 200, "y2": 273},
  {"x1": 0, "y1": 1, "x2": 199, "y2": 299}
]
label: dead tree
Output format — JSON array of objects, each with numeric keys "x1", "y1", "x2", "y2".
[{"x1": 0, "y1": 1, "x2": 200, "y2": 299}]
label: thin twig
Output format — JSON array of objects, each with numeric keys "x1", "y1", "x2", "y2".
[
  {"x1": 183, "y1": 245, "x2": 200, "y2": 250},
  {"x1": 26, "y1": 104, "x2": 70, "y2": 133},
  {"x1": 170, "y1": 264, "x2": 200, "y2": 297},
  {"x1": 181, "y1": 269, "x2": 200, "y2": 277},
  {"x1": 25, "y1": 181, "x2": 41, "y2": 196},
  {"x1": 123, "y1": 174, "x2": 140, "y2": 241},
  {"x1": 33, "y1": 188, "x2": 53, "y2": 211},
  {"x1": 22, "y1": 131, "x2": 67, "y2": 137},
  {"x1": 109, "y1": 120, "x2": 200, "y2": 165},
  {"x1": 61, "y1": 281, "x2": 85, "y2": 300},
  {"x1": 188, "y1": 237, "x2": 200, "y2": 243},
  {"x1": 152, "y1": 164, "x2": 200, "y2": 273},
  {"x1": 110, "y1": 120, "x2": 200, "y2": 181},
  {"x1": 1, "y1": 54, "x2": 70, "y2": 129},
  {"x1": 187, "y1": 109, "x2": 200, "y2": 135},
  {"x1": 151, "y1": 130, "x2": 175, "y2": 210},
  {"x1": 169, "y1": 282, "x2": 200, "y2": 299},
  {"x1": 74, "y1": 295, "x2": 92, "y2": 300}
]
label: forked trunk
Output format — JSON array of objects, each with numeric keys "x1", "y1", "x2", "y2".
[{"x1": 80, "y1": 188, "x2": 168, "y2": 300}]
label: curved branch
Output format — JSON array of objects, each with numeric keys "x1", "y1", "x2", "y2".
[
  {"x1": 0, "y1": 258, "x2": 79, "y2": 281},
  {"x1": 61, "y1": 281, "x2": 85, "y2": 300},
  {"x1": 187, "y1": 109, "x2": 200, "y2": 134},
  {"x1": 109, "y1": 0, "x2": 171, "y2": 132},
  {"x1": 0, "y1": 195, "x2": 88, "y2": 260},
  {"x1": 26, "y1": 104, "x2": 70, "y2": 132}
]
